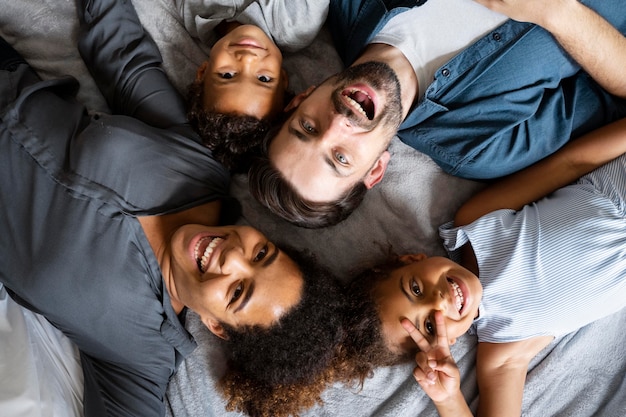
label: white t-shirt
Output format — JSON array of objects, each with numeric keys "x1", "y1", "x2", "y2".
[{"x1": 370, "y1": 0, "x2": 507, "y2": 98}]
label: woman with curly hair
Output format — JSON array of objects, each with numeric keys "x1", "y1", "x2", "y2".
[
  {"x1": 218, "y1": 252, "x2": 393, "y2": 417},
  {"x1": 0, "y1": 2, "x2": 349, "y2": 417}
]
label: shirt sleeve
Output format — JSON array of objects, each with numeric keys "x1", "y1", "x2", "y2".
[
  {"x1": 237, "y1": 0, "x2": 329, "y2": 52},
  {"x1": 76, "y1": 0, "x2": 189, "y2": 129}
]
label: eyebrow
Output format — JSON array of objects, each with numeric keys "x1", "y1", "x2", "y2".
[
  {"x1": 287, "y1": 125, "x2": 349, "y2": 178},
  {"x1": 233, "y1": 247, "x2": 279, "y2": 313},
  {"x1": 324, "y1": 155, "x2": 348, "y2": 177},
  {"x1": 400, "y1": 276, "x2": 413, "y2": 303},
  {"x1": 234, "y1": 281, "x2": 255, "y2": 314},
  {"x1": 288, "y1": 125, "x2": 309, "y2": 142},
  {"x1": 263, "y1": 246, "x2": 280, "y2": 267}
]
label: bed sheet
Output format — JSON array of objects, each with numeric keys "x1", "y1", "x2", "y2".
[{"x1": 0, "y1": 1, "x2": 624, "y2": 417}]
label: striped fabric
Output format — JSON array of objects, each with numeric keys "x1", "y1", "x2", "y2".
[{"x1": 441, "y1": 153, "x2": 626, "y2": 343}]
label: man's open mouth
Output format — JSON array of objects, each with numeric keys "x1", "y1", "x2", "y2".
[{"x1": 342, "y1": 88, "x2": 375, "y2": 120}]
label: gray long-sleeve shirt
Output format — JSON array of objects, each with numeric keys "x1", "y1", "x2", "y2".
[{"x1": 0, "y1": 0, "x2": 230, "y2": 414}]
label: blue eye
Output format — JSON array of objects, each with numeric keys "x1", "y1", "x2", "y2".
[
  {"x1": 335, "y1": 152, "x2": 348, "y2": 165},
  {"x1": 301, "y1": 120, "x2": 315, "y2": 133},
  {"x1": 258, "y1": 75, "x2": 272, "y2": 83}
]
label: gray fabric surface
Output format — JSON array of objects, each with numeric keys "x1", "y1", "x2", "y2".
[{"x1": 2, "y1": 1, "x2": 624, "y2": 416}]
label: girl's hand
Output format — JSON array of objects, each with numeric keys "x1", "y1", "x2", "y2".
[{"x1": 402, "y1": 311, "x2": 462, "y2": 404}]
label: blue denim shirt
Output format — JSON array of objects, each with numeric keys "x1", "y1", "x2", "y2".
[{"x1": 328, "y1": 0, "x2": 626, "y2": 179}]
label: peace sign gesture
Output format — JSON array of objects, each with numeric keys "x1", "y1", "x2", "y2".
[{"x1": 401, "y1": 311, "x2": 463, "y2": 405}]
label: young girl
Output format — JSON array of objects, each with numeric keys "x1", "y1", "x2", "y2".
[
  {"x1": 93, "y1": 0, "x2": 329, "y2": 172},
  {"x1": 349, "y1": 116, "x2": 626, "y2": 417},
  {"x1": 181, "y1": 0, "x2": 329, "y2": 171}
]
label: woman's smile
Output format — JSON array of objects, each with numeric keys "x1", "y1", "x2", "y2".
[{"x1": 192, "y1": 235, "x2": 225, "y2": 274}]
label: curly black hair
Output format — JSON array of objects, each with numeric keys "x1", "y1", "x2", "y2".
[
  {"x1": 186, "y1": 80, "x2": 294, "y2": 173},
  {"x1": 343, "y1": 259, "x2": 412, "y2": 367},
  {"x1": 218, "y1": 251, "x2": 404, "y2": 417},
  {"x1": 186, "y1": 79, "x2": 271, "y2": 173},
  {"x1": 218, "y1": 247, "x2": 347, "y2": 416}
]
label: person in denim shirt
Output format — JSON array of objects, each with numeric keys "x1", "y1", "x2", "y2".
[{"x1": 248, "y1": 0, "x2": 626, "y2": 229}]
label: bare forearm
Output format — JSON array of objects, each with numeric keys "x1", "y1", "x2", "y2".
[
  {"x1": 455, "y1": 117, "x2": 626, "y2": 226},
  {"x1": 475, "y1": 338, "x2": 553, "y2": 417},
  {"x1": 434, "y1": 391, "x2": 474, "y2": 417},
  {"x1": 476, "y1": 0, "x2": 626, "y2": 97},
  {"x1": 542, "y1": 0, "x2": 626, "y2": 98}
]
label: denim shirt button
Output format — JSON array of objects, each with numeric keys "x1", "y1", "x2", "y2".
[
  {"x1": 492, "y1": 32, "x2": 502, "y2": 41},
  {"x1": 441, "y1": 68, "x2": 451, "y2": 77}
]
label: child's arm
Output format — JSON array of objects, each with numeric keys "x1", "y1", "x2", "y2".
[
  {"x1": 474, "y1": 0, "x2": 626, "y2": 98},
  {"x1": 402, "y1": 312, "x2": 473, "y2": 417},
  {"x1": 77, "y1": 0, "x2": 188, "y2": 128},
  {"x1": 475, "y1": 336, "x2": 553, "y2": 417},
  {"x1": 455, "y1": 117, "x2": 626, "y2": 226}
]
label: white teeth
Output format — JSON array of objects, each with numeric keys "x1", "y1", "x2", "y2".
[
  {"x1": 345, "y1": 88, "x2": 372, "y2": 117},
  {"x1": 449, "y1": 280, "x2": 464, "y2": 312},
  {"x1": 345, "y1": 95, "x2": 368, "y2": 117},
  {"x1": 194, "y1": 237, "x2": 223, "y2": 273}
]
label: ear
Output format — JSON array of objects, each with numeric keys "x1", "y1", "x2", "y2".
[
  {"x1": 397, "y1": 253, "x2": 427, "y2": 264},
  {"x1": 201, "y1": 317, "x2": 228, "y2": 340},
  {"x1": 195, "y1": 61, "x2": 209, "y2": 82},
  {"x1": 285, "y1": 85, "x2": 316, "y2": 112},
  {"x1": 363, "y1": 151, "x2": 391, "y2": 189}
]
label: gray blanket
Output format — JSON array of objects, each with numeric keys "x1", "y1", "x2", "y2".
[{"x1": 2, "y1": 1, "x2": 624, "y2": 416}]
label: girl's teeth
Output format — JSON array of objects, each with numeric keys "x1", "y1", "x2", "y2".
[{"x1": 449, "y1": 280, "x2": 465, "y2": 312}]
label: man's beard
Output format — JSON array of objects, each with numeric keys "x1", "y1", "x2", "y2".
[{"x1": 331, "y1": 61, "x2": 403, "y2": 131}]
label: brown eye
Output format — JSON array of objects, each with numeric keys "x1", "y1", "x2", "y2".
[
  {"x1": 253, "y1": 244, "x2": 268, "y2": 262},
  {"x1": 425, "y1": 317, "x2": 435, "y2": 336},
  {"x1": 230, "y1": 283, "x2": 243, "y2": 303},
  {"x1": 410, "y1": 279, "x2": 422, "y2": 297}
]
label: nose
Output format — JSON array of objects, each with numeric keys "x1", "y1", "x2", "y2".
[
  {"x1": 426, "y1": 289, "x2": 450, "y2": 313},
  {"x1": 315, "y1": 112, "x2": 354, "y2": 144},
  {"x1": 219, "y1": 246, "x2": 253, "y2": 277}
]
